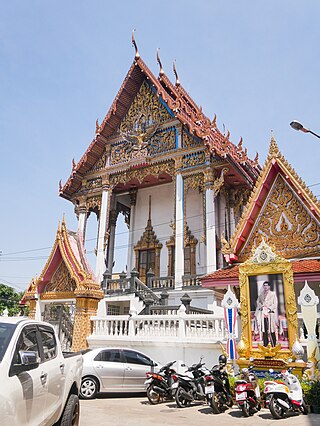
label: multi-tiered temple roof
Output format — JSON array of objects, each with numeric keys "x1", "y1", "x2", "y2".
[{"x1": 60, "y1": 37, "x2": 260, "y2": 201}]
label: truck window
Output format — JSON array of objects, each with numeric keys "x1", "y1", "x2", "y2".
[
  {"x1": 13, "y1": 326, "x2": 40, "y2": 364},
  {"x1": 0, "y1": 323, "x2": 17, "y2": 362},
  {"x1": 39, "y1": 328, "x2": 57, "y2": 361}
]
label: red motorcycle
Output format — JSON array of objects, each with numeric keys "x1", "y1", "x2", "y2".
[{"x1": 234, "y1": 367, "x2": 261, "y2": 417}]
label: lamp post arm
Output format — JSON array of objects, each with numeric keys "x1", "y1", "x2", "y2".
[{"x1": 308, "y1": 129, "x2": 320, "y2": 139}]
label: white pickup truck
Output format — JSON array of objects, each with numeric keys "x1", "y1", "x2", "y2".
[{"x1": 0, "y1": 317, "x2": 83, "y2": 426}]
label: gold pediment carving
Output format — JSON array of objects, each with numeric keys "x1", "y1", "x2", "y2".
[
  {"x1": 239, "y1": 174, "x2": 320, "y2": 261},
  {"x1": 44, "y1": 262, "x2": 77, "y2": 294},
  {"x1": 120, "y1": 81, "x2": 172, "y2": 133}
]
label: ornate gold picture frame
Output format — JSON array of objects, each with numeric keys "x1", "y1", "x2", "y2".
[{"x1": 238, "y1": 241, "x2": 298, "y2": 360}]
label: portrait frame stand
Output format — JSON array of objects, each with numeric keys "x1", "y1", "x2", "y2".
[{"x1": 236, "y1": 240, "x2": 305, "y2": 376}]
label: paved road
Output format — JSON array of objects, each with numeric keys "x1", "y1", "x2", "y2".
[{"x1": 79, "y1": 394, "x2": 320, "y2": 426}]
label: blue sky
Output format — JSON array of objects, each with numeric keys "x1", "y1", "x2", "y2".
[{"x1": 1, "y1": 1, "x2": 320, "y2": 292}]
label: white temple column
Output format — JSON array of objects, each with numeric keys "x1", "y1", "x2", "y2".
[
  {"x1": 175, "y1": 159, "x2": 184, "y2": 290},
  {"x1": 205, "y1": 186, "x2": 217, "y2": 273},
  {"x1": 95, "y1": 181, "x2": 110, "y2": 282},
  {"x1": 76, "y1": 204, "x2": 87, "y2": 240},
  {"x1": 107, "y1": 208, "x2": 118, "y2": 274},
  {"x1": 127, "y1": 189, "x2": 137, "y2": 274}
]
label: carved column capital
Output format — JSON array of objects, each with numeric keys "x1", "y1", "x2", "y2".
[
  {"x1": 203, "y1": 166, "x2": 214, "y2": 188},
  {"x1": 101, "y1": 174, "x2": 110, "y2": 191},
  {"x1": 129, "y1": 188, "x2": 138, "y2": 206},
  {"x1": 174, "y1": 156, "x2": 183, "y2": 171},
  {"x1": 109, "y1": 208, "x2": 118, "y2": 227}
]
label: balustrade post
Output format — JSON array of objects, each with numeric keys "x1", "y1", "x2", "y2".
[
  {"x1": 128, "y1": 309, "x2": 136, "y2": 337},
  {"x1": 178, "y1": 304, "x2": 186, "y2": 339},
  {"x1": 146, "y1": 268, "x2": 155, "y2": 288},
  {"x1": 130, "y1": 268, "x2": 139, "y2": 293}
]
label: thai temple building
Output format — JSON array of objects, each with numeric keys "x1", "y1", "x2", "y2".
[{"x1": 22, "y1": 39, "x2": 320, "y2": 371}]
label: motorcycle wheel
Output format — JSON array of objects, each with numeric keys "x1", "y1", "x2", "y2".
[
  {"x1": 210, "y1": 394, "x2": 221, "y2": 414},
  {"x1": 227, "y1": 395, "x2": 233, "y2": 408},
  {"x1": 300, "y1": 401, "x2": 308, "y2": 415},
  {"x1": 270, "y1": 397, "x2": 285, "y2": 419},
  {"x1": 147, "y1": 384, "x2": 162, "y2": 405},
  {"x1": 240, "y1": 401, "x2": 250, "y2": 417},
  {"x1": 175, "y1": 387, "x2": 192, "y2": 408}
]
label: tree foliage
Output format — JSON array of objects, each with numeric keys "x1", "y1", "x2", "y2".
[{"x1": 0, "y1": 283, "x2": 24, "y2": 316}]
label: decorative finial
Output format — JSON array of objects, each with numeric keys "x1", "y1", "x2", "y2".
[
  {"x1": 132, "y1": 29, "x2": 140, "y2": 60},
  {"x1": 72, "y1": 158, "x2": 76, "y2": 171},
  {"x1": 269, "y1": 130, "x2": 280, "y2": 157},
  {"x1": 59, "y1": 179, "x2": 63, "y2": 192},
  {"x1": 238, "y1": 136, "x2": 243, "y2": 149},
  {"x1": 173, "y1": 60, "x2": 180, "y2": 87},
  {"x1": 211, "y1": 113, "x2": 217, "y2": 127},
  {"x1": 253, "y1": 152, "x2": 259, "y2": 167},
  {"x1": 157, "y1": 48, "x2": 164, "y2": 76},
  {"x1": 96, "y1": 119, "x2": 100, "y2": 134}
]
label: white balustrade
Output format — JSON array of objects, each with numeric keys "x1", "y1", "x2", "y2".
[{"x1": 90, "y1": 312, "x2": 231, "y2": 342}]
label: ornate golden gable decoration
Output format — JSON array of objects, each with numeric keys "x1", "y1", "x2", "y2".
[
  {"x1": 44, "y1": 261, "x2": 77, "y2": 293},
  {"x1": 240, "y1": 174, "x2": 320, "y2": 261},
  {"x1": 110, "y1": 127, "x2": 176, "y2": 164},
  {"x1": 120, "y1": 81, "x2": 172, "y2": 133},
  {"x1": 238, "y1": 240, "x2": 298, "y2": 362},
  {"x1": 36, "y1": 220, "x2": 103, "y2": 301},
  {"x1": 226, "y1": 135, "x2": 320, "y2": 261},
  {"x1": 110, "y1": 160, "x2": 175, "y2": 187}
]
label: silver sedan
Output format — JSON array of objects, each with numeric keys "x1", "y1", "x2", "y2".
[{"x1": 80, "y1": 348, "x2": 160, "y2": 399}]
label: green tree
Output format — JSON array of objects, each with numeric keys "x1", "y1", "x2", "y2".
[{"x1": 0, "y1": 283, "x2": 24, "y2": 316}]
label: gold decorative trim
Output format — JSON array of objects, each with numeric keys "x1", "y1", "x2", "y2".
[
  {"x1": 238, "y1": 241, "x2": 298, "y2": 361},
  {"x1": 227, "y1": 135, "x2": 320, "y2": 260}
]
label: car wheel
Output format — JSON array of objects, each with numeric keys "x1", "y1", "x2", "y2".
[
  {"x1": 60, "y1": 394, "x2": 80, "y2": 426},
  {"x1": 80, "y1": 377, "x2": 98, "y2": 399}
]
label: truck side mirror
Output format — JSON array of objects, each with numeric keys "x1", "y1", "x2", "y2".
[{"x1": 9, "y1": 351, "x2": 40, "y2": 376}]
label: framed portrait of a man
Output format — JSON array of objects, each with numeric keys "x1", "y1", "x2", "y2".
[
  {"x1": 238, "y1": 242, "x2": 298, "y2": 361},
  {"x1": 249, "y1": 274, "x2": 288, "y2": 349}
]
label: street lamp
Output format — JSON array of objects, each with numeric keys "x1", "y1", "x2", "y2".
[{"x1": 290, "y1": 120, "x2": 320, "y2": 139}]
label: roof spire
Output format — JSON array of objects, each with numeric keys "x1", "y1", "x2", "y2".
[
  {"x1": 269, "y1": 130, "x2": 280, "y2": 158},
  {"x1": 131, "y1": 29, "x2": 140, "y2": 60},
  {"x1": 157, "y1": 48, "x2": 164, "y2": 77},
  {"x1": 173, "y1": 60, "x2": 180, "y2": 87}
]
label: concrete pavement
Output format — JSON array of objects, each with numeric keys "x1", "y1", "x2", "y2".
[{"x1": 79, "y1": 394, "x2": 320, "y2": 426}]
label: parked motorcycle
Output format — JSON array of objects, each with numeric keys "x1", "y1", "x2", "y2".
[
  {"x1": 144, "y1": 361, "x2": 176, "y2": 404},
  {"x1": 204, "y1": 354, "x2": 233, "y2": 413},
  {"x1": 264, "y1": 368, "x2": 308, "y2": 419},
  {"x1": 172, "y1": 358, "x2": 207, "y2": 408},
  {"x1": 234, "y1": 366, "x2": 261, "y2": 417}
]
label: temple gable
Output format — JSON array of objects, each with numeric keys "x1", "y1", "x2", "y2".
[
  {"x1": 224, "y1": 136, "x2": 320, "y2": 263},
  {"x1": 44, "y1": 261, "x2": 77, "y2": 293},
  {"x1": 240, "y1": 174, "x2": 320, "y2": 260}
]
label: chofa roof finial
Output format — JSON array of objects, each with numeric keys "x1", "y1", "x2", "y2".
[
  {"x1": 173, "y1": 60, "x2": 180, "y2": 87},
  {"x1": 132, "y1": 29, "x2": 140, "y2": 60},
  {"x1": 157, "y1": 48, "x2": 164, "y2": 77}
]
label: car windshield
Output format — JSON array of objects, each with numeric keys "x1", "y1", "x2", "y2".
[{"x1": 0, "y1": 322, "x2": 17, "y2": 362}]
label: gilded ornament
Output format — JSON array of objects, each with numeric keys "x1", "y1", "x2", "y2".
[
  {"x1": 182, "y1": 151, "x2": 205, "y2": 168},
  {"x1": 240, "y1": 175, "x2": 320, "y2": 261}
]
